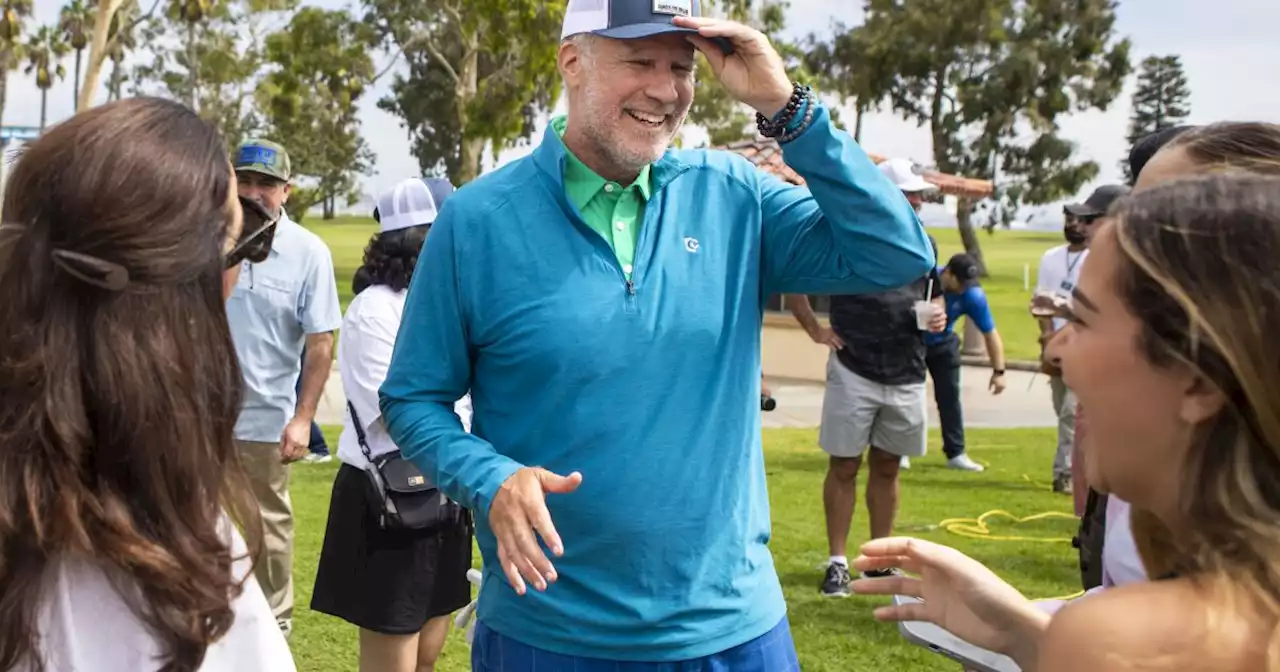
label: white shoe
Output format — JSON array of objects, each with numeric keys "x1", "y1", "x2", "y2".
[
  {"x1": 899, "y1": 456, "x2": 911, "y2": 469},
  {"x1": 946, "y1": 454, "x2": 985, "y2": 472},
  {"x1": 303, "y1": 453, "x2": 332, "y2": 464}
]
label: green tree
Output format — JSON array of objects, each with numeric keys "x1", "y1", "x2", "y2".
[
  {"x1": 59, "y1": 0, "x2": 92, "y2": 110},
  {"x1": 257, "y1": 7, "x2": 377, "y2": 220},
  {"x1": 1122, "y1": 54, "x2": 1190, "y2": 182},
  {"x1": 838, "y1": 0, "x2": 1131, "y2": 269},
  {"x1": 1, "y1": 0, "x2": 33, "y2": 132},
  {"x1": 132, "y1": 0, "x2": 290, "y2": 151},
  {"x1": 25, "y1": 25, "x2": 70, "y2": 129},
  {"x1": 802, "y1": 22, "x2": 897, "y2": 142},
  {"x1": 103, "y1": 0, "x2": 139, "y2": 101},
  {"x1": 77, "y1": 0, "x2": 163, "y2": 110},
  {"x1": 367, "y1": 0, "x2": 563, "y2": 184},
  {"x1": 165, "y1": 0, "x2": 210, "y2": 109}
]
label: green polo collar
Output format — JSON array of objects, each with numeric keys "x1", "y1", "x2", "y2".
[{"x1": 551, "y1": 116, "x2": 653, "y2": 204}]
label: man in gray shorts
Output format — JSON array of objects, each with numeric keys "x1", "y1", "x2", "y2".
[{"x1": 787, "y1": 158, "x2": 945, "y2": 597}]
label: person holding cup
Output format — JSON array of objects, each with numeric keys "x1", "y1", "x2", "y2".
[
  {"x1": 787, "y1": 156, "x2": 945, "y2": 599},
  {"x1": 1031, "y1": 184, "x2": 1129, "y2": 495}
]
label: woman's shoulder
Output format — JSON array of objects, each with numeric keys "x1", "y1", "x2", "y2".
[
  {"x1": 342, "y1": 285, "x2": 406, "y2": 328},
  {"x1": 1038, "y1": 579, "x2": 1264, "y2": 671},
  {"x1": 30, "y1": 519, "x2": 295, "y2": 671}
]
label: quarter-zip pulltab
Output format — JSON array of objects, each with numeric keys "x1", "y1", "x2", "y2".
[{"x1": 624, "y1": 278, "x2": 637, "y2": 314}]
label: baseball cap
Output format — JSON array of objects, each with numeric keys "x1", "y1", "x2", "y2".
[
  {"x1": 944, "y1": 253, "x2": 981, "y2": 287},
  {"x1": 374, "y1": 177, "x2": 455, "y2": 233},
  {"x1": 1064, "y1": 184, "x2": 1130, "y2": 218},
  {"x1": 1128, "y1": 125, "x2": 1195, "y2": 184},
  {"x1": 878, "y1": 158, "x2": 934, "y2": 193},
  {"x1": 234, "y1": 139, "x2": 291, "y2": 182},
  {"x1": 561, "y1": 0, "x2": 732, "y2": 51}
]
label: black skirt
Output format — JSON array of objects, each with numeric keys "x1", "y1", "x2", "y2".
[{"x1": 310, "y1": 463, "x2": 474, "y2": 635}]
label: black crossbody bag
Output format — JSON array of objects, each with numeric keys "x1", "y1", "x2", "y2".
[{"x1": 347, "y1": 401, "x2": 463, "y2": 531}]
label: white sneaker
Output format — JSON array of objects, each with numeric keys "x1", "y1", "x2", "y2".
[
  {"x1": 946, "y1": 454, "x2": 985, "y2": 472},
  {"x1": 899, "y1": 456, "x2": 911, "y2": 469},
  {"x1": 303, "y1": 453, "x2": 332, "y2": 464}
]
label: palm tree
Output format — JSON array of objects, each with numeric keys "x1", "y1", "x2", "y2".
[
  {"x1": 58, "y1": 0, "x2": 92, "y2": 111},
  {"x1": 105, "y1": 0, "x2": 136, "y2": 101},
  {"x1": 25, "y1": 25, "x2": 69, "y2": 130},
  {"x1": 166, "y1": 0, "x2": 210, "y2": 110},
  {"x1": 0, "y1": 0, "x2": 33, "y2": 132}
]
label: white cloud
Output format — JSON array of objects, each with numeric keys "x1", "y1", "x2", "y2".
[{"x1": 8, "y1": 0, "x2": 1279, "y2": 214}]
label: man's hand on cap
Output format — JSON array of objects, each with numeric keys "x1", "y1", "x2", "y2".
[{"x1": 673, "y1": 16, "x2": 793, "y2": 118}]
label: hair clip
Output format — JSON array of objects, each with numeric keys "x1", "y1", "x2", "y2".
[{"x1": 51, "y1": 249, "x2": 130, "y2": 291}]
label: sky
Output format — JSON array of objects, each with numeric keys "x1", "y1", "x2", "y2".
[{"x1": 8, "y1": 0, "x2": 1280, "y2": 221}]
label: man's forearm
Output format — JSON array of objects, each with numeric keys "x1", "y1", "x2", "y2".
[
  {"x1": 765, "y1": 104, "x2": 933, "y2": 294},
  {"x1": 786, "y1": 294, "x2": 821, "y2": 335},
  {"x1": 985, "y1": 331, "x2": 1006, "y2": 371},
  {"x1": 296, "y1": 333, "x2": 334, "y2": 422}
]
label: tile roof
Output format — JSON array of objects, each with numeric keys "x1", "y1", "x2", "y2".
[{"x1": 720, "y1": 136, "x2": 995, "y2": 199}]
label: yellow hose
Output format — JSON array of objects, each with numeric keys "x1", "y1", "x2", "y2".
[{"x1": 938, "y1": 506, "x2": 1085, "y2": 602}]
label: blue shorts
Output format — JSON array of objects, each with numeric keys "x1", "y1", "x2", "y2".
[{"x1": 471, "y1": 616, "x2": 799, "y2": 671}]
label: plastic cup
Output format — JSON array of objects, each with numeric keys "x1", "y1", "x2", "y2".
[{"x1": 913, "y1": 300, "x2": 934, "y2": 331}]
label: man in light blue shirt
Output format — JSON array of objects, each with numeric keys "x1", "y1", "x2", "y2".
[
  {"x1": 381, "y1": 2, "x2": 933, "y2": 669},
  {"x1": 226, "y1": 139, "x2": 342, "y2": 637}
]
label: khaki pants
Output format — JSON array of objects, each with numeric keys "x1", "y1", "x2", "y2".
[
  {"x1": 237, "y1": 440, "x2": 294, "y2": 637},
  {"x1": 1049, "y1": 376, "x2": 1076, "y2": 480}
]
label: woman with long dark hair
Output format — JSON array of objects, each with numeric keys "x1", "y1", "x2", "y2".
[
  {"x1": 311, "y1": 177, "x2": 474, "y2": 672},
  {"x1": 0, "y1": 97, "x2": 292, "y2": 670}
]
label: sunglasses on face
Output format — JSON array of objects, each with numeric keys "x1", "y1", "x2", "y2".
[{"x1": 225, "y1": 195, "x2": 280, "y2": 269}]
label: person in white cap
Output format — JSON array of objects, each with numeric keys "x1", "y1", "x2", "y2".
[
  {"x1": 379, "y1": 0, "x2": 935, "y2": 667},
  {"x1": 878, "y1": 157, "x2": 936, "y2": 210},
  {"x1": 786, "y1": 157, "x2": 946, "y2": 599},
  {"x1": 310, "y1": 177, "x2": 474, "y2": 672}
]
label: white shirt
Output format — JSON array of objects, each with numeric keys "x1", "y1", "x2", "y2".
[
  {"x1": 1100, "y1": 496, "x2": 1148, "y2": 587},
  {"x1": 30, "y1": 518, "x2": 294, "y2": 671},
  {"x1": 1035, "y1": 244, "x2": 1089, "y2": 332},
  {"x1": 1036, "y1": 495, "x2": 1149, "y2": 616},
  {"x1": 337, "y1": 285, "x2": 471, "y2": 469},
  {"x1": 227, "y1": 214, "x2": 343, "y2": 442}
]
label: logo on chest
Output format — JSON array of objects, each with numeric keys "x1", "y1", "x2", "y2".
[{"x1": 683, "y1": 236, "x2": 700, "y2": 253}]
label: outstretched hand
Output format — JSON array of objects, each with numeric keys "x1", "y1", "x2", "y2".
[
  {"x1": 489, "y1": 467, "x2": 583, "y2": 595},
  {"x1": 673, "y1": 16, "x2": 793, "y2": 118},
  {"x1": 850, "y1": 537, "x2": 1051, "y2": 665}
]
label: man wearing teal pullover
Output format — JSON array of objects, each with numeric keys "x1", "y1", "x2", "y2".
[{"x1": 380, "y1": 0, "x2": 934, "y2": 668}]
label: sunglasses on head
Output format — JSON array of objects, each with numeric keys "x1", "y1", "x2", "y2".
[{"x1": 225, "y1": 195, "x2": 280, "y2": 269}]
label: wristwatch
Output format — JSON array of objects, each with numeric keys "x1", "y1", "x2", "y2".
[{"x1": 993, "y1": 369, "x2": 1006, "y2": 376}]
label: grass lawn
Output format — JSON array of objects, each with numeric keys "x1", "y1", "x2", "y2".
[
  {"x1": 301, "y1": 217, "x2": 1061, "y2": 363},
  {"x1": 289, "y1": 426, "x2": 1079, "y2": 671}
]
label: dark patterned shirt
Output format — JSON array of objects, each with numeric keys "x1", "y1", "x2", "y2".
[{"x1": 829, "y1": 269, "x2": 942, "y2": 386}]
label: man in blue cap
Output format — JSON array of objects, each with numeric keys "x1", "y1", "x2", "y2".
[
  {"x1": 226, "y1": 138, "x2": 342, "y2": 637},
  {"x1": 380, "y1": 1, "x2": 934, "y2": 668}
]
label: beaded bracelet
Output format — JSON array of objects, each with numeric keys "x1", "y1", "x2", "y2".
[
  {"x1": 756, "y1": 82, "x2": 810, "y2": 138},
  {"x1": 777, "y1": 91, "x2": 817, "y2": 144}
]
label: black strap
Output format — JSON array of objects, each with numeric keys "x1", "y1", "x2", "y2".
[{"x1": 347, "y1": 401, "x2": 375, "y2": 464}]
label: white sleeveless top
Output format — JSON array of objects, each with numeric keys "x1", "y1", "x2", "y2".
[{"x1": 27, "y1": 518, "x2": 295, "y2": 671}]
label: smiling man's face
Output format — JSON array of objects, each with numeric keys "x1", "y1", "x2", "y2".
[{"x1": 561, "y1": 32, "x2": 696, "y2": 178}]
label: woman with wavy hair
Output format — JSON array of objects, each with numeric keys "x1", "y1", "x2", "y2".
[
  {"x1": 851, "y1": 170, "x2": 1280, "y2": 670},
  {"x1": 0, "y1": 97, "x2": 293, "y2": 671},
  {"x1": 1060, "y1": 122, "x2": 1280, "y2": 601},
  {"x1": 311, "y1": 177, "x2": 473, "y2": 672}
]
